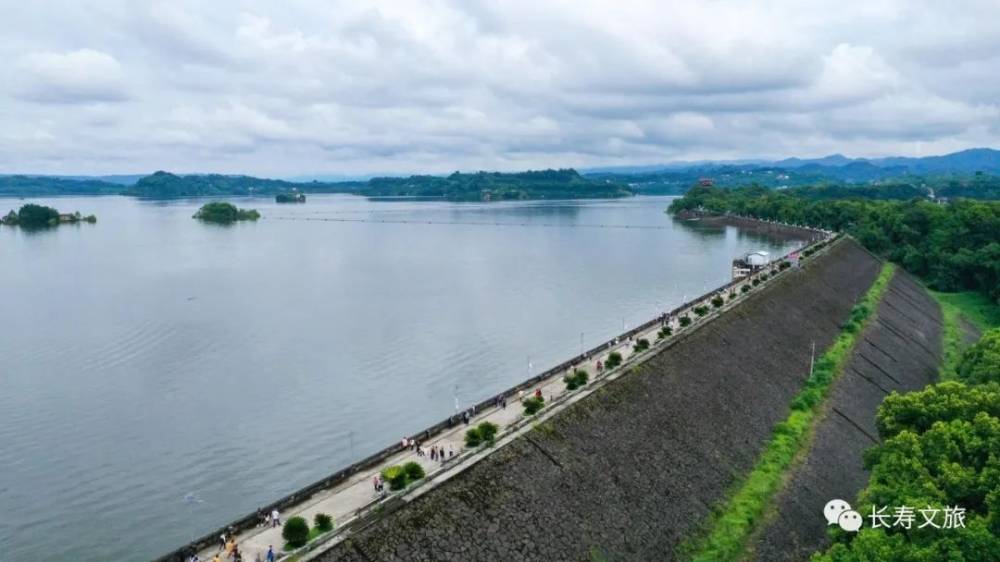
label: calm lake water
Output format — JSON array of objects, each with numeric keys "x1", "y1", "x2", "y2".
[{"x1": 0, "y1": 195, "x2": 802, "y2": 561}]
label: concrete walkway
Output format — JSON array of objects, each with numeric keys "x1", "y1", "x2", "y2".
[{"x1": 190, "y1": 254, "x2": 810, "y2": 562}]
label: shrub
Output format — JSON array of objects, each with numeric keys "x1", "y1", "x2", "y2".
[
  {"x1": 741, "y1": 285, "x2": 751, "y2": 293},
  {"x1": 633, "y1": 338, "x2": 650, "y2": 352},
  {"x1": 779, "y1": 261, "x2": 791, "y2": 270},
  {"x1": 465, "y1": 427, "x2": 483, "y2": 447},
  {"x1": 381, "y1": 465, "x2": 407, "y2": 490},
  {"x1": 759, "y1": 273, "x2": 769, "y2": 281},
  {"x1": 466, "y1": 421, "x2": 499, "y2": 447},
  {"x1": 564, "y1": 369, "x2": 589, "y2": 390},
  {"x1": 522, "y1": 396, "x2": 545, "y2": 415},
  {"x1": 679, "y1": 315, "x2": 692, "y2": 327},
  {"x1": 657, "y1": 326, "x2": 672, "y2": 340},
  {"x1": 694, "y1": 305, "x2": 709, "y2": 317},
  {"x1": 711, "y1": 296, "x2": 725, "y2": 308},
  {"x1": 314, "y1": 512, "x2": 334, "y2": 533},
  {"x1": 282, "y1": 516, "x2": 310, "y2": 548},
  {"x1": 605, "y1": 351, "x2": 623, "y2": 369},
  {"x1": 402, "y1": 461, "x2": 425, "y2": 482},
  {"x1": 751, "y1": 278, "x2": 761, "y2": 286},
  {"x1": 728, "y1": 291, "x2": 736, "y2": 300}
]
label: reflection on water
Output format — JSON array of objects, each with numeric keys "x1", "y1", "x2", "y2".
[{"x1": 0, "y1": 195, "x2": 804, "y2": 561}]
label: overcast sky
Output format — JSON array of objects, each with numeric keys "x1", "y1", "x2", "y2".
[{"x1": 1, "y1": 1, "x2": 998, "y2": 177}]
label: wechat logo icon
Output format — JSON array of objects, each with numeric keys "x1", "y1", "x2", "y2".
[{"x1": 824, "y1": 499, "x2": 862, "y2": 532}]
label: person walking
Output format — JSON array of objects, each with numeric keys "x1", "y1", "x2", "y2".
[
  {"x1": 266, "y1": 546, "x2": 275, "y2": 562},
  {"x1": 271, "y1": 509, "x2": 280, "y2": 528}
]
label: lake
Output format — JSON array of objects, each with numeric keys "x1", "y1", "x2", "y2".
[{"x1": 0, "y1": 195, "x2": 802, "y2": 561}]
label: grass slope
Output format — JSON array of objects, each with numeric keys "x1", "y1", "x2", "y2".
[
  {"x1": 682, "y1": 262, "x2": 896, "y2": 562},
  {"x1": 930, "y1": 290, "x2": 1000, "y2": 379}
]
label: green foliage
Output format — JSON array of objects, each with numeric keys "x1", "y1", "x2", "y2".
[
  {"x1": 192, "y1": 202, "x2": 260, "y2": 224},
  {"x1": 633, "y1": 338, "x2": 650, "y2": 352},
  {"x1": 282, "y1": 516, "x2": 310, "y2": 548},
  {"x1": 670, "y1": 185, "x2": 1000, "y2": 304},
  {"x1": 657, "y1": 325, "x2": 673, "y2": 340},
  {"x1": 814, "y1": 381, "x2": 1000, "y2": 561},
  {"x1": 402, "y1": 461, "x2": 425, "y2": 482},
  {"x1": 933, "y1": 290, "x2": 1000, "y2": 379},
  {"x1": 380, "y1": 465, "x2": 408, "y2": 491},
  {"x1": 605, "y1": 351, "x2": 623, "y2": 369},
  {"x1": 522, "y1": 396, "x2": 545, "y2": 415},
  {"x1": 465, "y1": 421, "x2": 499, "y2": 447},
  {"x1": 564, "y1": 368, "x2": 590, "y2": 390},
  {"x1": 679, "y1": 315, "x2": 692, "y2": 326},
  {"x1": 685, "y1": 263, "x2": 894, "y2": 562},
  {"x1": 711, "y1": 296, "x2": 725, "y2": 308},
  {"x1": 956, "y1": 329, "x2": 1000, "y2": 384},
  {"x1": 741, "y1": 285, "x2": 751, "y2": 293},
  {"x1": 875, "y1": 381, "x2": 1000, "y2": 440},
  {"x1": 16, "y1": 204, "x2": 59, "y2": 227},
  {"x1": 751, "y1": 278, "x2": 761, "y2": 286},
  {"x1": 314, "y1": 512, "x2": 333, "y2": 533},
  {"x1": 694, "y1": 305, "x2": 709, "y2": 316},
  {"x1": 779, "y1": 261, "x2": 792, "y2": 270}
]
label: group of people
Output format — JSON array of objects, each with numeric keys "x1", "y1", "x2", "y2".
[
  {"x1": 186, "y1": 532, "x2": 276, "y2": 562},
  {"x1": 254, "y1": 507, "x2": 281, "y2": 528}
]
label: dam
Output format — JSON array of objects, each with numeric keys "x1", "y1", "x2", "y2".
[{"x1": 162, "y1": 232, "x2": 945, "y2": 562}]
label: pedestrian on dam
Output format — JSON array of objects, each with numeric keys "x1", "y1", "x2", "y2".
[
  {"x1": 219, "y1": 533, "x2": 227, "y2": 551},
  {"x1": 266, "y1": 546, "x2": 275, "y2": 562},
  {"x1": 271, "y1": 508, "x2": 280, "y2": 528}
]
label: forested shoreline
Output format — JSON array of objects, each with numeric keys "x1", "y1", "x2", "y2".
[{"x1": 669, "y1": 185, "x2": 1000, "y2": 303}]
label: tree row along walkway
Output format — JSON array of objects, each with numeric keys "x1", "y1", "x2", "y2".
[{"x1": 188, "y1": 234, "x2": 837, "y2": 562}]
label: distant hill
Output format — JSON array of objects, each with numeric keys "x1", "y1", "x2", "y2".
[
  {"x1": 583, "y1": 148, "x2": 1000, "y2": 197},
  {"x1": 119, "y1": 169, "x2": 632, "y2": 201},
  {"x1": 583, "y1": 148, "x2": 1000, "y2": 176},
  {"x1": 0, "y1": 175, "x2": 122, "y2": 197}
]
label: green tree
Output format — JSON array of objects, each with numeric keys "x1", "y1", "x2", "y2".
[
  {"x1": 17, "y1": 204, "x2": 59, "y2": 227},
  {"x1": 956, "y1": 329, "x2": 1000, "y2": 384}
]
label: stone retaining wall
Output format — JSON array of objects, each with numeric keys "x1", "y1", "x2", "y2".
[{"x1": 748, "y1": 270, "x2": 942, "y2": 561}]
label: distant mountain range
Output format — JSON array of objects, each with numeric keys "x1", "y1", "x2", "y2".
[
  {"x1": 583, "y1": 148, "x2": 1000, "y2": 175},
  {"x1": 2, "y1": 148, "x2": 999, "y2": 199}
]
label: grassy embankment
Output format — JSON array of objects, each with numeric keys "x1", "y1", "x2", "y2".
[
  {"x1": 680, "y1": 262, "x2": 896, "y2": 562},
  {"x1": 930, "y1": 290, "x2": 1000, "y2": 379}
]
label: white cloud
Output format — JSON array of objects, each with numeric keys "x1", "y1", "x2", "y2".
[
  {"x1": 0, "y1": 0, "x2": 998, "y2": 175},
  {"x1": 16, "y1": 49, "x2": 128, "y2": 104}
]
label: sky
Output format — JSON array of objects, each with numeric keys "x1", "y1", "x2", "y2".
[{"x1": 1, "y1": 0, "x2": 999, "y2": 177}]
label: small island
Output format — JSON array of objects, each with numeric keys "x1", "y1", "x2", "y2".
[
  {"x1": 193, "y1": 202, "x2": 261, "y2": 224},
  {"x1": 1, "y1": 204, "x2": 97, "y2": 228},
  {"x1": 276, "y1": 192, "x2": 306, "y2": 203}
]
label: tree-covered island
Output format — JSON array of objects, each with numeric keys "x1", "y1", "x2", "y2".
[
  {"x1": 1, "y1": 204, "x2": 97, "y2": 228},
  {"x1": 192, "y1": 202, "x2": 261, "y2": 224}
]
